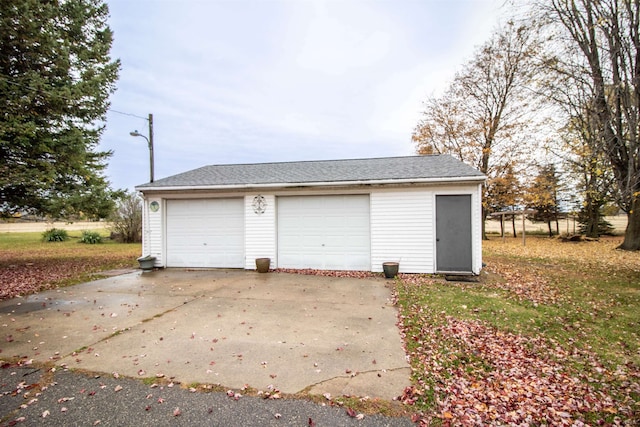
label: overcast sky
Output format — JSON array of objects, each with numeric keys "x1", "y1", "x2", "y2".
[{"x1": 100, "y1": 0, "x2": 508, "y2": 190}]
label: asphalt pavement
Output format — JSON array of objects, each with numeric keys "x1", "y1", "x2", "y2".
[{"x1": 0, "y1": 365, "x2": 414, "y2": 426}]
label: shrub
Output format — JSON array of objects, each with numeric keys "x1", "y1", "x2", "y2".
[
  {"x1": 79, "y1": 230, "x2": 102, "y2": 244},
  {"x1": 42, "y1": 228, "x2": 68, "y2": 242},
  {"x1": 109, "y1": 191, "x2": 142, "y2": 243}
]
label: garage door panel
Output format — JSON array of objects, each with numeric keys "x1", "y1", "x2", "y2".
[
  {"x1": 277, "y1": 195, "x2": 370, "y2": 271},
  {"x1": 323, "y1": 255, "x2": 345, "y2": 270},
  {"x1": 324, "y1": 234, "x2": 367, "y2": 247},
  {"x1": 166, "y1": 199, "x2": 244, "y2": 268}
]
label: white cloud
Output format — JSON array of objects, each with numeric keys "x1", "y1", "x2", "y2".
[
  {"x1": 101, "y1": 0, "x2": 506, "y2": 190},
  {"x1": 293, "y1": 2, "x2": 392, "y2": 75}
]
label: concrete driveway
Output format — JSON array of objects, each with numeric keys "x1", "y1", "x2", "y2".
[{"x1": 0, "y1": 270, "x2": 411, "y2": 400}]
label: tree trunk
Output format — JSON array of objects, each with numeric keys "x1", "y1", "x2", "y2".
[
  {"x1": 586, "y1": 206, "x2": 600, "y2": 238},
  {"x1": 583, "y1": 191, "x2": 601, "y2": 238},
  {"x1": 619, "y1": 197, "x2": 640, "y2": 250},
  {"x1": 482, "y1": 207, "x2": 488, "y2": 240},
  {"x1": 547, "y1": 221, "x2": 553, "y2": 237},
  {"x1": 512, "y1": 216, "x2": 517, "y2": 238}
]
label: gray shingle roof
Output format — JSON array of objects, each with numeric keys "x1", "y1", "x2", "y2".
[{"x1": 136, "y1": 155, "x2": 485, "y2": 190}]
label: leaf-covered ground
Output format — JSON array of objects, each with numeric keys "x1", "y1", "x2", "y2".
[
  {"x1": 273, "y1": 237, "x2": 640, "y2": 424},
  {"x1": 0, "y1": 232, "x2": 140, "y2": 300},
  {"x1": 2, "y1": 232, "x2": 639, "y2": 424},
  {"x1": 397, "y1": 236, "x2": 639, "y2": 425}
]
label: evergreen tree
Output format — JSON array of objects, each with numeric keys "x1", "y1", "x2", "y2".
[
  {"x1": 577, "y1": 205, "x2": 615, "y2": 237},
  {"x1": 0, "y1": 0, "x2": 120, "y2": 219}
]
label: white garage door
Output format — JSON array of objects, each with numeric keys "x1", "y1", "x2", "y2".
[
  {"x1": 277, "y1": 195, "x2": 370, "y2": 270},
  {"x1": 166, "y1": 199, "x2": 244, "y2": 268}
]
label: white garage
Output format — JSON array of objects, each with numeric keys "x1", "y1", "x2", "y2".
[
  {"x1": 277, "y1": 195, "x2": 370, "y2": 270},
  {"x1": 136, "y1": 156, "x2": 486, "y2": 275},
  {"x1": 165, "y1": 198, "x2": 244, "y2": 268}
]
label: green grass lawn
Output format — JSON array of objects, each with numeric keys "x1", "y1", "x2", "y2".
[
  {"x1": 0, "y1": 231, "x2": 141, "y2": 299},
  {"x1": 396, "y1": 236, "x2": 639, "y2": 425}
]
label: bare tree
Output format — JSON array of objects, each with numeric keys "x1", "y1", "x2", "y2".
[
  {"x1": 109, "y1": 191, "x2": 142, "y2": 243},
  {"x1": 537, "y1": 0, "x2": 640, "y2": 249},
  {"x1": 413, "y1": 21, "x2": 539, "y2": 238},
  {"x1": 562, "y1": 114, "x2": 617, "y2": 237},
  {"x1": 536, "y1": 65, "x2": 618, "y2": 237}
]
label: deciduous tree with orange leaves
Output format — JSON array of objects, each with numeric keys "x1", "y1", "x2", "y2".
[{"x1": 413, "y1": 22, "x2": 539, "y2": 239}]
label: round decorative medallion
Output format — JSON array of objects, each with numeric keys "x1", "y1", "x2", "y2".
[
  {"x1": 149, "y1": 201, "x2": 160, "y2": 212},
  {"x1": 252, "y1": 195, "x2": 267, "y2": 214}
]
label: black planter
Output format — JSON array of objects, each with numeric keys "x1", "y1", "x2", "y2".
[{"x1": 382, "y1": 262, "x2": 399, "y2": 279}]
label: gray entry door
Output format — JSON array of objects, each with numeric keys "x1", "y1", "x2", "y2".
[{"x1": 436, "y1": 195, "x2": 472, "y2": 273}]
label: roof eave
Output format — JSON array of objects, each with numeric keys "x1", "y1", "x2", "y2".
[{"x1": 135, "y1": 176, "x2": 487, "y2": 193}]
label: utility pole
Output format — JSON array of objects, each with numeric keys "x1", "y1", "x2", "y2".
[
  {"x1": 129, "y1": 113, "x2": 155, "y2": 183},
  {"x1": 148, "y1": 113, "x2": 154, "y2": 183}
]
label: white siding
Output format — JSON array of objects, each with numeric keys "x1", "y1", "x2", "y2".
[
  {"x1": 244, "y1": 194, "x2": 277, "y2": 270},
  {"x1": 142, "y1": 182, "x2": 483, "y2": 274},
  {"x1": 473, "y1": 183, "x2": 483, "y2": 274},
  {"x1": 142, "y1": 197, "x2": 163, "y2": 267},
  {"x1": 142, "y1": 198, "x2": 149, "y2": 257},
  {"x1": 370, "y1": 190, "x2": 433, "y2": 274}
]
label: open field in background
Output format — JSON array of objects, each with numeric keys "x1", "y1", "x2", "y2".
[
  {"x1": 1, "y1": 215, "x2": 629, "y2": 235},
  {"x1": 0, "y1": 220, "x2": 109, "y2": 233},
  {"x1": 485, "y1": 214, "x2": 628, "y2": 235}
]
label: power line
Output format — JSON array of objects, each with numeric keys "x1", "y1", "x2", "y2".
[
  {"x1": 0, "y1": 74, "x2": 148, "y2": 122},
  {"x1": 108, "y1": 109, "x2": 149, "y2": 121}
]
